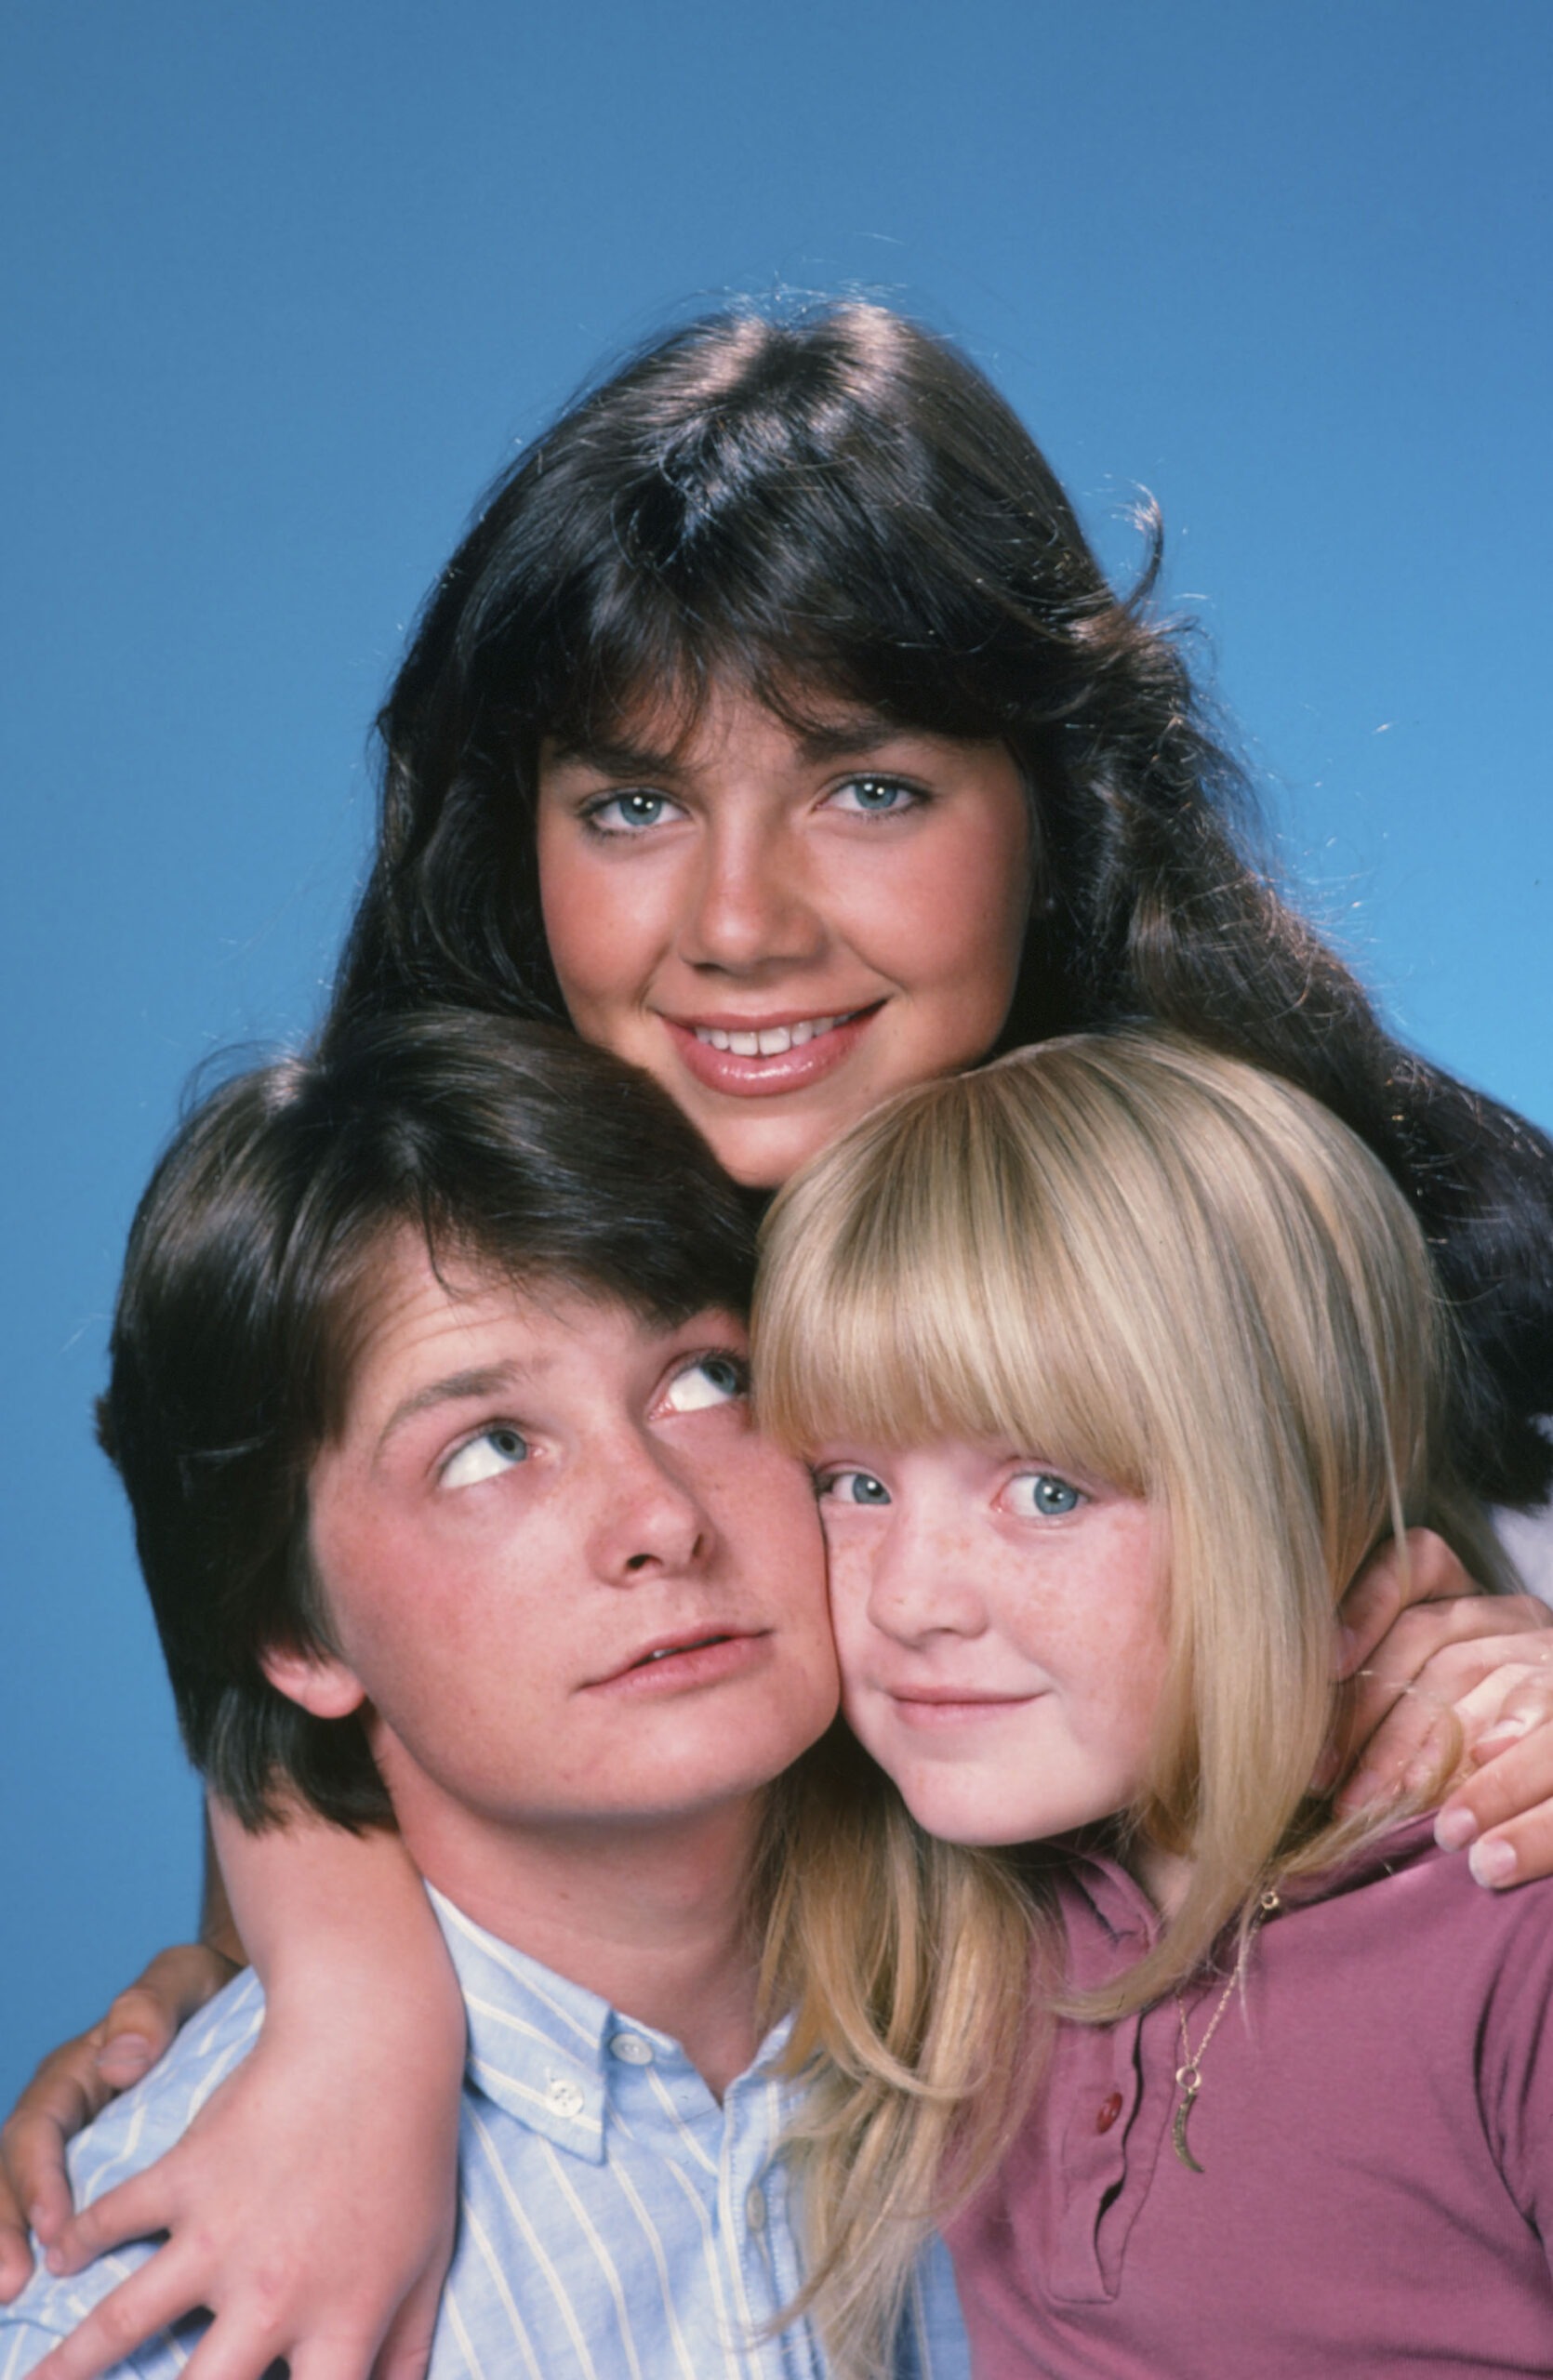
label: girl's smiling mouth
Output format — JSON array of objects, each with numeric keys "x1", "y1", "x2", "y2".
[
  {"x1": 662, "y1": 1005, "x2": 884, "y2": 1097},
  {"x1": 883, "y1": 1687, "x2": 1046, "y2": 1728}
]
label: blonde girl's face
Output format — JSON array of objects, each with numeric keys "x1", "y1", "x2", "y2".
[
  {"x1": 537, "y1": 683, "x2": 1034, "y2": 1189},
  {"x1": 814, "y1": 1437, "x2": 1167, "y2": 1847}
]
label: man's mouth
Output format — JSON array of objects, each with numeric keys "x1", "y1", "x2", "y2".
[
  {"x1": 631, "y1": 1631, "x2": 735, "y2": 1668},
  {"x1": 590, "y1": 1628, "x2": 773, "y2": 1693}
]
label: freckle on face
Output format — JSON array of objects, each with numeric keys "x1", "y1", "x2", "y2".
[
  {"x1": 818, "y1": 1439, "x2": 1165, "y2": 1849},
  {"x1": 303, "y1": 1250, "x2": 841, "y2": 1846},
  {"x1": 535, "y1": 685, "x2": 1035, "y2": 1187}
]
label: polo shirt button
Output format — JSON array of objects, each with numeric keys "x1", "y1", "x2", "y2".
[
  {"x1": 609, "y1": 2032, "x2": 654, "y2": 2065},
  {"x1": 547, "y1": 2076, "x2": 587, "y2": 2119},
  {"x1": 1095, "y1": 2092, "x2": 1124, "y2": 2135},
  {"x1": 746, "y1": 2184, "x2": 768, "y2": 2233}
]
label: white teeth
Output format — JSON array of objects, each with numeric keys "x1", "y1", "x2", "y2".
[{"x1": 694, "y1": 1014, "x2": 844, "y2": 1057}]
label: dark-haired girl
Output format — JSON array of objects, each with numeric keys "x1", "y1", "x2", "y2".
[{"x1": 7, "y1": 302, "x2": 1552, "y2": 2380}]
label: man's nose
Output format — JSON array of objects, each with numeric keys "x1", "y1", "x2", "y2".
[{"x1": 587, "y1": 1435, "x2": 711, "y2": 1584}]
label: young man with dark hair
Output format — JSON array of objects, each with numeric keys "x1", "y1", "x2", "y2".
[{"x1": 0, "y1": 1011, "x2": 965, "y2": 2379}]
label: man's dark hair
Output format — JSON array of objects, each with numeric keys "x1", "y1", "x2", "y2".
[
  {"x1": 325, "y1": 298, "x2": 1553, "y2": 1508},
  {"x1": 99, "y1": 1010, "x2": 758, "y2": 1830}
]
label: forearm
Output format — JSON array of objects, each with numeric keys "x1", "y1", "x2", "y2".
[{"x1": 207, "y1": 1794, "x2": 462, "y2": 2036}]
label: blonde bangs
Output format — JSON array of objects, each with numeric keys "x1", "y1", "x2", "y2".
[{"x1": 755, "y1": 1065, "x2": 1160, "y2": 1492}]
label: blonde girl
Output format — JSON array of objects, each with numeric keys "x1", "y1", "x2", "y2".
[{"x1": 757, "y1": 1032, "x2": 1552, "y2": 2377}]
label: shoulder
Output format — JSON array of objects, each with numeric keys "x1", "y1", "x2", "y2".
[
  {"x1": 1286, "y1": 1818, "x2": 1553, "y2": 2027},
  {"x1": 0, "y1": 1972, "x2": 264, "y2": 2373}
]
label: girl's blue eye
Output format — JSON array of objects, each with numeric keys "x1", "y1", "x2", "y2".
[
  {"x1": 660, "y1": 1354, "x2": 749, "y2": 1414},
  {"x1": 828, "y1": 776, "x2": 918, "y2": 819},
  {"x1": 817, "y1": 1469, "x2": 892, "y2": 1507},
  {"x1": 443, "y1": 1427, "x2": 529, "y2": 1488},
  {"x1": 1006, "y1": 1472, "x2": 1083, "y2": 1518},
  {"x1": 585, "y1": 790, "x2": 681, "y2": 833}
]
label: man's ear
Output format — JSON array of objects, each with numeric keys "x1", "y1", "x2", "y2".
[{"x1": 260, "y1": 1639, "x2": 367, "y2": 1720}]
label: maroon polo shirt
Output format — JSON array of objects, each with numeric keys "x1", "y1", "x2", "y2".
[{"x1": 949, "y1": 1815, "x2": 1553, "y2": 2375}]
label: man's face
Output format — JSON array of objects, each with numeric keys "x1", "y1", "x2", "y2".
[{"x1": 288, "y1": 1237, "x2": 839, "y2": 1855}]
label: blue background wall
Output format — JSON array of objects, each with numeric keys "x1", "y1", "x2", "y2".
[{"x1": 3, "y1": 1, "x2": 1549, "y2": 2102}]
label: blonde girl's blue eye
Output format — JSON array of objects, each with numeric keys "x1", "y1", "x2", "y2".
[
  {"x1": 443, "y1": 1427, "x2": 529, "y2": 1488},
  {"x1": 1005, "y1": 1472, "x2": 1083, "y2": 1518},
  {"x1": 660, "y1": 1354, "x2": 749, "y2": 1414},
  {"x1": 817, "y1": 1469, "x2": 892, "y2": 1507}
]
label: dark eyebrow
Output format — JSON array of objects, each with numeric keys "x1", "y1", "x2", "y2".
[
  {"x1": 375, "y1": 1359, "x2": 551, "y2": 1460},
  {"x1": 543, "y1": 734, "x2": 681, "y2": 777},
  {"x1": 545, "y1": 712, "x2": 914, "y2": 778}
]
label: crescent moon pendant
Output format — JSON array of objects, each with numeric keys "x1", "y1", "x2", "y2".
[{"x1": 1173, "y1": 2093, "x2": 1205, "y2": 2175}]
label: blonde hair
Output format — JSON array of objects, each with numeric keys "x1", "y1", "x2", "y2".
[{"x1": 753, "y1": 1032, "x2": 1513, "y2": 2376}]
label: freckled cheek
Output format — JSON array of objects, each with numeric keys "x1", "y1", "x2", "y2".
[{"x1": 317, "y1": 1514, "x2": 553, "y2": 1711}]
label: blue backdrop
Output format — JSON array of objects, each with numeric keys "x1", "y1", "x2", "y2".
[{"x1": 3, "y1": 0, "x2": 1549, "y2": 2105}]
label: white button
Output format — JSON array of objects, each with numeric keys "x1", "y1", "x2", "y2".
[
  {"x1": 546, "y1": 2076, "x2": 587, "y2": 2119},
  {"x1": 609, "y1": 2032, "x2": 654, "y2": 2066},
  {"x1": 745, "y1": 2183, "x2": 767, "y2": 2233}
]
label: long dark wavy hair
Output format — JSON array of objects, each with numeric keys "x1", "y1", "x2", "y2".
[{"x1": 326, "y1": 300, "x2": 1553, "y2": 1509}]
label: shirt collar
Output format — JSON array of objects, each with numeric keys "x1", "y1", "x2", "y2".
[
  {"x1": 431, "y1": 1886, "x2": 617, "y2": 2160},
  {"x1": 427, "y1": 1884, "x2": 794, "y2": 2162},
  {"x1": 1042, "y1": 1808, "x2": 1446, "y2": 1974}
]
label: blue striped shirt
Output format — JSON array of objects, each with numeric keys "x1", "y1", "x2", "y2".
[{"x1": 1, "y1": 1889, "x2": 968, "y2": 2380}]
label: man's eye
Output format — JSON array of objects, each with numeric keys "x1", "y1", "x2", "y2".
[
  {"x1": 1004, "y1": 1472, "x2": 1083, "y2": 1519},
  {"x1": 660, "y1": 1355, "x2": 749, "y2": 1414},
  {"x1": 825, "y1": 775, "x2": 920, "y2": 819},
  {"x1": 442, "y1": 1427, "x2": 529, "y2": 1488},
  {"x1": 816, "y1": 1469, "x2": 892, "y2": 1507},
  {"x1": 582, "y1": 789, "x2": 683, "y2": 834}
]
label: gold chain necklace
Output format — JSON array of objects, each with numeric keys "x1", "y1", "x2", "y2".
[{"x1": 1171, "y1": 1885, "x2": 1281, "y2": 2174}]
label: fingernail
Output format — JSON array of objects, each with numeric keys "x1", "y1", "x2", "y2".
[
  {"x1": 1469, "y1": 1837, "x2": 1518, "y2": 1888},
  {"x1": 1478, "y1": 1714, "x2": 1534, "y2": 1750},
  {"x1": 44, "y1": 2245, "x2": 65, "y2": 2275},
  {"x1": 1434, "y1": 1806, "x2": 1479, "y2": 1851},
  {"x1": 1334, "y1": 1625, "x2": 1361, "y2": 1678},
  {"x1": 1346, "y1": 1770, "x2": 1386, "y2": 1808},
  {"x1": 97, "y1": 2034, "x2": 153, "y2": 2082}
]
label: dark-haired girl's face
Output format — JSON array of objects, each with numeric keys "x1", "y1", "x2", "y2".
[{"x1": 536, "y1": 683, "x2": 1034, "y2": 1187}]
